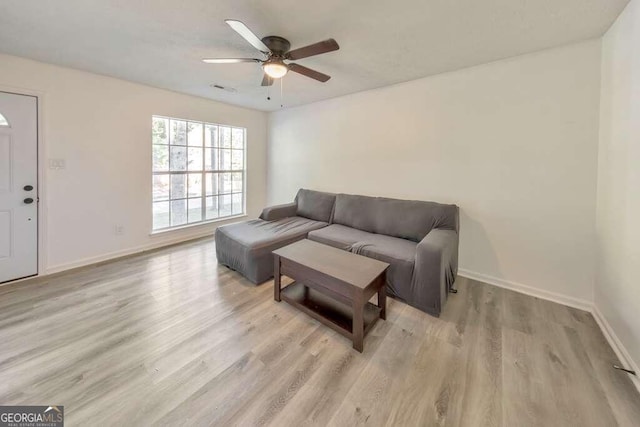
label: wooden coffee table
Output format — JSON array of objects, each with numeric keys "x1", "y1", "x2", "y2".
[{"x1": 273, "y1": 239, "x2": 389, "y2": 352}]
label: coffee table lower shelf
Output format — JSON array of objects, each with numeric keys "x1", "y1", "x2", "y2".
[{"x1": 280, "y1": 281, "x2": 382, "y2": 342}]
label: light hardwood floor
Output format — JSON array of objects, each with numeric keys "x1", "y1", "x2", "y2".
[{"x1": 0, "y1": 237, "x2": 639, "y2": 426}]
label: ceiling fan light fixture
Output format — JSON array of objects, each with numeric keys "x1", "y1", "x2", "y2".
[{"x1": 262, "y1": 61, "x2": 288, "y2": 79}]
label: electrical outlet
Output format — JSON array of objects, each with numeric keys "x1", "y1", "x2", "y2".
[{"x1": 115, "y1": 225, "x2": 125, "y2": 235}]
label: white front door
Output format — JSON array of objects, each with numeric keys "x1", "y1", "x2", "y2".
[{"x1": 0, "y1": 92, "x2": 38, "y2": 283}]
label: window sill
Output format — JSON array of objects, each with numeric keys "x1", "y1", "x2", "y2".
[{"x1": 150, "y1": 214, "x2": 247, "y2": 236}]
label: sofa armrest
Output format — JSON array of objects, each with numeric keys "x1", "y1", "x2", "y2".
[
  {"x1": 412, "y1": 229, "x2": 459, "y2": 316},
  {"x1": 259, "y1": 202, "x2": 298, "y2": 221}
]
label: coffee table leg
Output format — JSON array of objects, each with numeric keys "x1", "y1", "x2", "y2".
[
  {"x1": 379, "y1": 280, "x2": 387, "y2": 321},
  {"x1": 353, "y1": 293, "x2": 364, "y2": 352},
  {"x1": 274, "y1": 255, "x2": 281, "y2": 302}
]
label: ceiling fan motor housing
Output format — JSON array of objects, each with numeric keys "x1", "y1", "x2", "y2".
[
  {"x1": 261, "y1": 36, "x2": 291, "y2": 56},
  {"x1": 202, "y1": 21, "x2": 336, "y2": 84}
]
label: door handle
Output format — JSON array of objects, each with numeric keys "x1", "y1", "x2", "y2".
[
  {"x1": 24, "y1": 185, "x2": 34, "y2": 191},
  {"x1": 24, "y1": 198, "x2": 34, "y2": 204}
]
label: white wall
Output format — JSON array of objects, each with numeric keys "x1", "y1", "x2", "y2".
[
  {"x1": 596, "y1": 0, "x2": 640, "y2": 379},
  {"x1": 0, "y1": 53, "x2": 268, "y2": 273},
  {"x1": 268, "y1": 40, "x2": 602, "y2": 306}
]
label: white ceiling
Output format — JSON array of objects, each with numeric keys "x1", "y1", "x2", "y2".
[{"x1": 0, "y1": 0, "x2": 628, "y2": 111}]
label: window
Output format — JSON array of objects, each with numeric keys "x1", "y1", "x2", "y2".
[{"x1": 152, "y1": 116, "x2": 246, "y2": 231}]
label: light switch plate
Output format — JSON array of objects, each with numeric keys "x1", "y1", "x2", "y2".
[{"x1": 49, "y1": 159, "x2": 65, "y2": 170}]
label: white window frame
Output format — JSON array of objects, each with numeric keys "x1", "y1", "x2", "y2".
[{"x1": 151, "y1": 115, "x2": 247, "y2": 233}]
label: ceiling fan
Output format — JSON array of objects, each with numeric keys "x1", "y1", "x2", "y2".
[{"x1": 202, "y1": 20, "x2": 339, "y2": 86}]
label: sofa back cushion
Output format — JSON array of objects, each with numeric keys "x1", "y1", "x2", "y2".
[
  {"x1": 295, "y1": 189, "x2": 336, "y2": 223},
  {"x1": 332, "y1": 193, "x2": 458, "y2": 242}
]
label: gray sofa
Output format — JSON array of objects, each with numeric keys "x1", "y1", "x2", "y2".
[{"x1": 215, "y1": 189, "x2": 459, "y2": 317}]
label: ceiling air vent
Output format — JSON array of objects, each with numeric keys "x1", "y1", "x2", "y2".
[{"x1": 210, "y1": 84, "x2": 237, "y2": 93}]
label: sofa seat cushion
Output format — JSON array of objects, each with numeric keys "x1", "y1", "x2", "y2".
[
  {"x1": 215, "y1": 216, "x2": 327, "y2": 283},
  {"x1": 221, "y1": 216, "x2": 326, "y2": 249},
  {"x1": 308, "y1": 225, "x2": 416, "y2": 297}
]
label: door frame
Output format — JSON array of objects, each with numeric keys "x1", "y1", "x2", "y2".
[{"x1": 0, "y1": 85, "x2": 47, "y2": 281}]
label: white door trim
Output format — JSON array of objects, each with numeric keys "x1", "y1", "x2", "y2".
[{"x1": 0, "y1": 84, "x2": 47, "y2": 279}]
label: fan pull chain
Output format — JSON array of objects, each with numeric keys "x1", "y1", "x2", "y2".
[{"x1": 280, "y1": 77, "x2": 284, "y2": 108}]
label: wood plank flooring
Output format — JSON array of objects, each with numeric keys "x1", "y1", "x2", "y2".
[{"x1": 0, "y1": 237, "x2": 639, "y2": 426}]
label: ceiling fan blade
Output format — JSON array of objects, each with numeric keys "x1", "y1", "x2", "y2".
[
  {"x1": 286, "y1": 39, "x2": 339, "y2": 60},
  {"x1": 225, "y1": 20, "x2": 270, "y2": 54},
  {"x1": 261, "y1": 74, "x2": 274, "y2": 86},
  {"x1": 288, "y1": 63, "x2": 331, "y2": 82},
  {"x1": 202, "y1": 58, "x2": 262, "y2": 64}
]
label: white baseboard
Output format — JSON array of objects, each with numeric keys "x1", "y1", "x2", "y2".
[
  {"x1": 591, "y1": 305, "x2": 640, "y2": 393},
  {"x1": 458, "y1": 268, "x2": 592, "y2": 311},
  {"x1": 45, "y1": 230, "x2": 215, "y2": 275}
]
